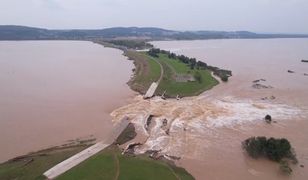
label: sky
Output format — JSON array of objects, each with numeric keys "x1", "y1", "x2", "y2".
[{"x1": 0, "y1": 0, "x2": 308, "y2": 33}]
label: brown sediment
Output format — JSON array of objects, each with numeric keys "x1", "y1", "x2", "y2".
[
  {"x1": 149, "y1": 39, "x2": 308, "y2": 180},
  {"x1": 2, "y1": 39, "x2": 308, "y2": 179},
  {"x1": 110, "y1": 39, "x2": 308, "y2": 180},
  {"x1": 0, "y1": 41, "x2": 135, "y2": 162}
]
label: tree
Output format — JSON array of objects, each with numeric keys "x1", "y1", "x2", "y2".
[
  {"x1": 168, "y1": 53, "x2": 176, "y2": 59},
  {"x1": 190, "y1": 63, "x2": 195, "y2": 70},
  {"x1": 147, "y1": 48, "x2": 161, "y2": 57},
  {"x1": 197, "y1": 61, "x2": 207, "y2": 69}
]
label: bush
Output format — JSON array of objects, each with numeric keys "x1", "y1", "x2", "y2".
[
  {"x1": 221, "y1": 75, "x2": 228, "y2": 82},
  {"x1": 147, "y1": 48, "x2": 161, "y2": 57}
]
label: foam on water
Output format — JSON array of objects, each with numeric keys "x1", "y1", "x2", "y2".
[
  {"x1": 111, "y1": 95, "x2": 304, "y2": 158},
  {"x1": 207, "y1": 97, "x2": 302, "y2": 128}
]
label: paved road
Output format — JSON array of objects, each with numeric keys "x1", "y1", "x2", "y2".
[
  {"x1": 143, "y1": 57, "x2": 164, "y2": 98},
  {"x1": 153, "y1": 58, "x2": 164, "y2": 84},
  {"x1": 44, "y1": 142, "x2": 109, "y2": 179},
  {"x1": 44, "y1": 119, "x2": 129, "y2": 179},
  {"x1": 144, "y1": 82, "x2": 158, "y2": 98}
]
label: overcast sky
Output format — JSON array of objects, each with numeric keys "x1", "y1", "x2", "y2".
[{"x1": 0, "y1": 0, "x2": 308, "y2": 33}]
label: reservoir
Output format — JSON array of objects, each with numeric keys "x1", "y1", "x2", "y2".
[
  {"x1": 149, "y1": 39, "x2": 308, "y2": 180},
  {"x1": 1, "y1": 39, "x2": 308, "y2": 179},
  {"x1": 0, "y1": 41, "x2": 135, "y2": 162}
]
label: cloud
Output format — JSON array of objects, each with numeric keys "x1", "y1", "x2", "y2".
[{"x1": 0, "y1": 0, "x2": 307, "y2": 33}]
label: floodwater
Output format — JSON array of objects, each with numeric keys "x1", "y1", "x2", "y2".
[
  {"x1": 0, "y1": 41, "x2": 135, "y2": 162},
  {"x1": 111, "y1": 39, "x2": 308, "y2": 180}
]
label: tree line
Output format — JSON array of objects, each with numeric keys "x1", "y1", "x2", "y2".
[{"x1": 147, "y1": 48, "x2": 232, "y2": 82}]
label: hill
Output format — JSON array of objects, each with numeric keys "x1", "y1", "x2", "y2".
[{"x1": 0, "y1": 25, "x2": 308, "y2": 40}]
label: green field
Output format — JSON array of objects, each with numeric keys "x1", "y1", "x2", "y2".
[
  {"x1": 0, "y1": 144, "x2": 194, "y2": 180},
  {"x1": 125, "y1": 50, "x2": 161, "y2": 94},
  {"x1": 0, "y1": 145, "x2": 89, "y2": 180},
  {"x1": 127, "y1": 51, "x2": 219, "y2": 98},
  {"x1": 57, "y1": 146, "x2": 194, "y2": 180},
  {"x1": 148, "y1": 53, "x2": 219, "y2": 97}
]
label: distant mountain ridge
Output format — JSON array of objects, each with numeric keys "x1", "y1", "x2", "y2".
[{"x1": 0, "y1": 25, "x2": 308, "y2": 40}]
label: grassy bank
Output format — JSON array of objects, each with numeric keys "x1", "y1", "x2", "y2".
[
  {"x1": 0, "y1": 125, "x2": 194, "y2": 180},
  {"x1": 0, "y1": 144, "x2": 90, "y2": 180},
  {"x1": 57, "y1": 145, "x2": 194, "y2": 180},
  {"x1": 126, "y1": 50, "x2": 219, "y2": 98},
  {"x1": 94, "y1": 41, "x2": 226, "y2": 98},
  {"x1": 125, "y1": 50, "x2": 161, "y2": 94},
  {"x1": 152, "y1": 53, "x2": 219, "y2": 97}
]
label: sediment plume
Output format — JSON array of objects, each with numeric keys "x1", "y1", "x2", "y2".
[{"x1": 111, "y1": 95, "x2": 302, "y2": 159}]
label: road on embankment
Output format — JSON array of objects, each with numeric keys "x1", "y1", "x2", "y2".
[
  {"x1": 143, "y1": 56, "x2": 164, "y2": 98},
  {"x1": 43, "y1": 118, "x2": 129, "y2": 179},
  {"x1": 152, "y1": 57, "x2": 164, "y2": 84}
]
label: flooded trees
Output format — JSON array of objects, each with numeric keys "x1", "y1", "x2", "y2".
[{"x1": 242, "y1": 136, "x2": 297, "y2": 175}]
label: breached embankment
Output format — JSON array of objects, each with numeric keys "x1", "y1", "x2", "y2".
[{"x1": 110, "y1": 95, "x2": 302, "y2": 160}]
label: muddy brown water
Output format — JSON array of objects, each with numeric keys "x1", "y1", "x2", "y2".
[
  {"x1": 1, "y1": 39, "x2": 307, "y2": 180},
  {"x1": 152, "y1": 39, "x2": 308, "y2": 180},
  {"x1": 0, "y1": 41, "x2": 135, "y2": 162}
]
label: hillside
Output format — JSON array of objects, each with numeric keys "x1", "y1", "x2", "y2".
[{"x1": 0, "y1": 25, "x2": 308, "y2": 40}]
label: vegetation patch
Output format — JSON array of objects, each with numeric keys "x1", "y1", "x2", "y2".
[
  {"x1": 56, "y1": 145, "x2": 195, "y2": 180},
  {"x1": 0, "y1": 144, "x2": 90, "y2": 180},
  {"x1": 125, "y1": 50, "x2": 161, "y2": 94},
  {"x1": 242, "y1": 136, "x2": 298, "y2": 175},
  {"x1": 104, "y1": 40, "x2": 153, "y2": 50},
  {"x1": 148, "y1": 48, "x2": 232, "y2": 81},
  {"x1": 146, "y1": 51, "x2": 220, "y2": 97}
]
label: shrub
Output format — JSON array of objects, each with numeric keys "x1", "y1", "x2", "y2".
[{"x1": 221, "y1": 75, "x2": 228, "y2": 82}]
